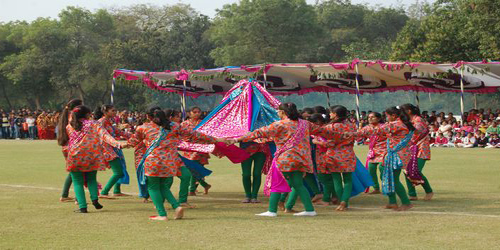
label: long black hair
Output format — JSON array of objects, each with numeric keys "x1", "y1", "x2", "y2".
[
  {"x1": 101, "y1": 104, "x2": 114, "y2": 114},
  {"x1": 165, "y1": 109, "x2": 180, "y2": 120},
  {"x1": 369, "y1": 112, "x2": 384, "y2": 123},
  {"x1": 70, "y1": 105, "x2": 92, "y2": 131},
  {"x1": 278, "y1": 102, "x2": 300, "y2": 121},
  {"x1": 309, "y1": 113, "x2": 326, "y2": 125},
  {"x1": 386, "y1": 106, "x2": 415, "y2": 131},
  {"x1": 401, "y1": 103, "x2": 421, "y2": 116},
  {"x1": 147, "y1": 106, "x2": 171, "y2": 130},
  {"x1": 57, "y1": 99, "x2": 83, "y2": 146},
  {"x1": 313, "y1": 106, "x2": 328, "y2": 114},
  {"x1": 94, "y1": 106, "x2": 104, "y2": 120},
  {"x1": 329, "y1": 105, "x2": 348, "y2": 123}
]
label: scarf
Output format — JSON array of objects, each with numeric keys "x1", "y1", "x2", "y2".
[
  {"x1": 406, "y1": 127, "x2": 429, "y2": 186},
  {"x1": 263, "y1": 119, "x2": 308, "y2": 196},
  {"x1": 381, "y1": 131, "x2": 414, "y2": 195},
  {"x1": 68, "y1": 120, "x2": 92, "y2": 151},
  {"x1": 137, "y1": 127, "x2": 169, "y2": 185}
]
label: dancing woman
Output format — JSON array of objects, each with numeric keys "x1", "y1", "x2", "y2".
[
  {"x1": 57, "y1": 99, "x2": 83, "y2": 202},
  {"x1": 352, "y1": 106, "x2": 415, "y2": 211},
  {"x1": 98, "y1": 105, "x2": 131, "y2": 198},
  {"x1": 181, "y1": 107, "x2": 212, "y2": 195},
  {"x1": 401, "y1": 104, "x2": 433, "y2": 201},
  {"x1": 65, "y1": 105, "x2": 127, "y2": 213},
  {"x1": 129, "y1": 108, "x2": 226, "y2": 221},
  {"x1": 235, "y1": 103, "x2": 338, "y2": 217},
  {"x1": 358, "y1": 112, "x2": 387, "y2": 194}
]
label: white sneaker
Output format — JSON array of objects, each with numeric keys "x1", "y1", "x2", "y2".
[
  {"x1": 255, "y1": 211, "x2": 277, "y2": 217},
  {"x1": 293, "y1": 211, "x2": 317, "y2": 216}
]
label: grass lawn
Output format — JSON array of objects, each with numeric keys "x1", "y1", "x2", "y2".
[{"x1": 1, "y1": 140, "x2": 499, "y2": 249}]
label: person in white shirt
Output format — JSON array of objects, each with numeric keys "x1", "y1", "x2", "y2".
[
  {"x1": 456, "y1": 133, "x2": 476, "y2": 148},
  {"x1": 438, "y1": 121, "x2": 453, "y2": 138},
  {"x1": 25, "y1": 115, "x2": 36, "y2": 140}
]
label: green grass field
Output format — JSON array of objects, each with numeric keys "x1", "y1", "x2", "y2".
[{"x1": 1, "y1": 140, "x2": 500, "y2": 249}]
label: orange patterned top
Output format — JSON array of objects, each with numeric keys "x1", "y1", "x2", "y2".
[
  {"x1": 66, "y1": 121, "x2": 121, "y2": 172},
  {"x1": 356, "y1": 119, "x2": 412, "y2": 168},
  {"x1": 240, "y1": 119, "x2": 338, "y2": 173},
  {"x1": 322, "y1": 120, "x2": 357, "y2": 173},
  {"x1": 359, "y1": 123, "x2": 387, "y2": 163},
  {"x1": 128, "y1": 122, "x2": 217, "y2": 178},
  {"x1": 411, "y1": 116, "x2": 431, "y2": 160},
  {"x1": 180, "y1": 119, "x2": 211, "y2": 165}
]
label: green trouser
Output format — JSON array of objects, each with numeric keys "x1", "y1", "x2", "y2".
[
  {"x1": 379, "y1": 165, "x2": 411, "y2": 205},
  {"x1": 147, "y1": 176, "x2": 180, "y2": 217},
  {"x1": 166, "y1": 166, "x2": 191, "y2": 203},
  {"x1": 61, "y1": 173, "x2": 72, "y2": 198},
  {"x1": 304, "y1": 173, "x2": 321, "y2": 196},
  {"x1": 406, "y1": 159, "x2": 433, "y2": 197},
  {"x1": 241, "y1": 152, "x2": 265, "y2": 199},
  {"x1": 332, "y1": 172, "x2": 353, "y2": 204},
  {"x1": 368, "y1": 163, "x2": 381, "y2": 190},
  {"x1": 318, "y1": 173, "x2": 335, "y2": 202},
  {"x1": 269, "y1": 171, "x2": 315, "y2": 213},
  {"x1": 100, "y1": 159, "x2": 123, "y2": 195},
  {"x1": 70, "y1": 171, "x2": 98, "y2": 209},
  {"x1": 189, "y1": 161, "x2": 210, "y2": 192}
]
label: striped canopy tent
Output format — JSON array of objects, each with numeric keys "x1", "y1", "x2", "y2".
[{"x1": 112, "y1": 60, "x2": 500, "y2": 119}]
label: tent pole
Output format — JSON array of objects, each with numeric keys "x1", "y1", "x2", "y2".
[
  {"x1": 460, "y1": 67, "x2": 465, "y2": 125},
  {"x1": 415, "y1": 91, "x2": 420, "y2": 108},
  {"x1": 111, "y1": 77, "x2": 116, "y2": 105},
  {"x1": 354, "y1": 64, "x2": 361, "y2": 123},
  {"x1": 182, "y1": 80, "x2": 187, "y2": 120},
  {"x1": 263, "y1": 71, "x2": 267, "y2": 90},
  {"x1": 326, "y1": 92, "x2": 331, "y2": 108},
  {"x1": 474, "y1": 93, "x2": 477, "y2": 109}
]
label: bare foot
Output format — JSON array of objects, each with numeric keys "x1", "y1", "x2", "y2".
[
  {"x1": 149, "y1": 216, "x2": 167, "y2": 221},
  {"x1": 180, "y1": 202, "x2": 196, "y2": 208},
  {"x1": 204, "y1": 185, "x2": 212, "y2": 195},
  {"x1": 174, "y1": 207, "x2": 185, "y2": 219},
  {"x1": 241, "y1": 198, "x2": 251, "y2": 203},
  {"x1": 98, "y1": 195, "x2": 116, "y2": 199},
  {"x1": 314, "y1": 200, "x2": 331, "y2": 206},
  {"x1": 424, "y1": 192, "x2": 434, "y2": 201},
  {"x1": 188, "y1": 192, "x2": 197, "y2": 196},
  {"x1": 336, "y1": 202, "x2": 348, "y2": 211},
  {"x1": 409, "y1": 196, "x2": 418, "y2": 201},
  {"x1": 113, "y1": 193, "x2": 131, "y2": 197},
  {"x1": 311, "y1": 194, "x2": 323, "y2": 203},
  {"x1": 384, "y1": 204, "x2": 399, "y2": 210},
  {"x1": 250, "y1": 199, "x2": 261, "y2": 204},
  {"x1": 369, "y1": 189, "x2": 381, "y2": 195},
  {"x1": 143, "y1": 198, "x2": 150, "y2": 203},
  {"x1": 278, "y1": 201, "x2": 285, "y2": 211},
  {"x1": 60, "y1": 197, "x2": 74, "y2": 202},
  {"x1": 284, "y1": 209, "x2": 298, "y2": 213},
  {"x1": 397, "y1": 204, "x2": 414, "y2": 211}
]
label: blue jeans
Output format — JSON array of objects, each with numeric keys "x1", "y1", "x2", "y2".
[
  {"x1": 1, "y1": 127, "x2": 10, "y2": 139},
  {"x1": 12, "y1": 125, "x2": 20, "y2": 139},
  {"x1": 28, "y1": 126, "x2": 36, "y2": 139}
]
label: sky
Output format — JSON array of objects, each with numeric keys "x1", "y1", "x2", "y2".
[{"x1": 0, "y1": 0, "x2": 434, "y2": 22}]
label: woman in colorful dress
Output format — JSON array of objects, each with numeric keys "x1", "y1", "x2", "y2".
[
  {"x1": 401, "y1": 104, "x2": 433, "y2": 201},
  {"x1": 358, "y1": 112, "x2": 386, "y2": 195},
  {"x1": 321, "y1": 105, "x2": 357, "y2": 211},
  {"x1": 98, "y1": 105, "x2": 130, "y2": 198},
  {"x1": 310, "y1": 113, "x2": 338, "y2": 206},
  {"x1": 181, "y1": 107, "x2": 212, "y2": 196},
  {"x1": 132, "y1": 116, "x2": 149, "y2": 203},
  {"x1": 165, "y1": 109, "x2": 196, "y2": 208},
  {"x1": 57, "y1": 99, "x2": 83, "y2": 202},
  {"x1": 129, "y1": 108, "x2": 225, "y2": 221},
  {"x1": 66, "y1": 105, "x2": 127, "y2": 213},
  {"x1": 352, "y1": 106, "x2": 415, "y2": 211},
  {"x1": 235, "y1": 103, "x2": 339, "y2": 217}
]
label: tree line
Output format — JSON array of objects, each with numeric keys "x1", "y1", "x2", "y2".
[{"x1": 0, "y1": 0, "x2": 499, "y2": 112}]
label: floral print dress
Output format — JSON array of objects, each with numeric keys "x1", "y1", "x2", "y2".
[
  {"x1": 411, "y1": 116, "x2": 431, "y2": 160},
  {"x1": 180, "y1": 119, "x2": 211, "y2": 165}
]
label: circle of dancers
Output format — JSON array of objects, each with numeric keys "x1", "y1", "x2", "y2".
[{"x1": 57, "y1": 99, "x2": 433, "y2": 220}]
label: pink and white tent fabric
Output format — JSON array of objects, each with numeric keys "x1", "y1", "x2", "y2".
[{"x1": 113, "y1": 60, "x2": 500, "y2": 97}]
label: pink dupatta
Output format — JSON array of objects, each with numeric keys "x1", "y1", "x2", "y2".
[{"x1": 263, "y1": 119, "x2": 308, "y2": 196}]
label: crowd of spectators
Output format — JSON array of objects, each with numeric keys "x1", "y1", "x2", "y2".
[{"x1": 1, "y1": 106, "x2": 499, "y2": 149}]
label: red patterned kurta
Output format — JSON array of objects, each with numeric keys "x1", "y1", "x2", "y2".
[
  {"x1": 66, "y1": 121, "x2": 122, "y2": 172},
  {"x1": 356, "y1": 119, "x2": 412, "y2": 168},
  {"x1": 180, "y1": 119, "x2": 211, "y2": 165},
  {"x1": 312, "y1": 135, "x2": 329, "y2": 174},
  {"x1": 240, "y1": 120, "x2": 338, "y2": 173},
  {"x1": 128, "y1": 122, "x2": 217, "y2": 178},
  {"x1": 98, "y1": 117, "x2": 131, "y2": 164},
  {"x1": 359, "y1": 124, "x2": 387, "y2": 163},
  {"x1": 411, "y1": 116, "x2": 431, "y2": 160},
  {"x1": 322, "y1": 120, "x2": 357, "y2": 173}
]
